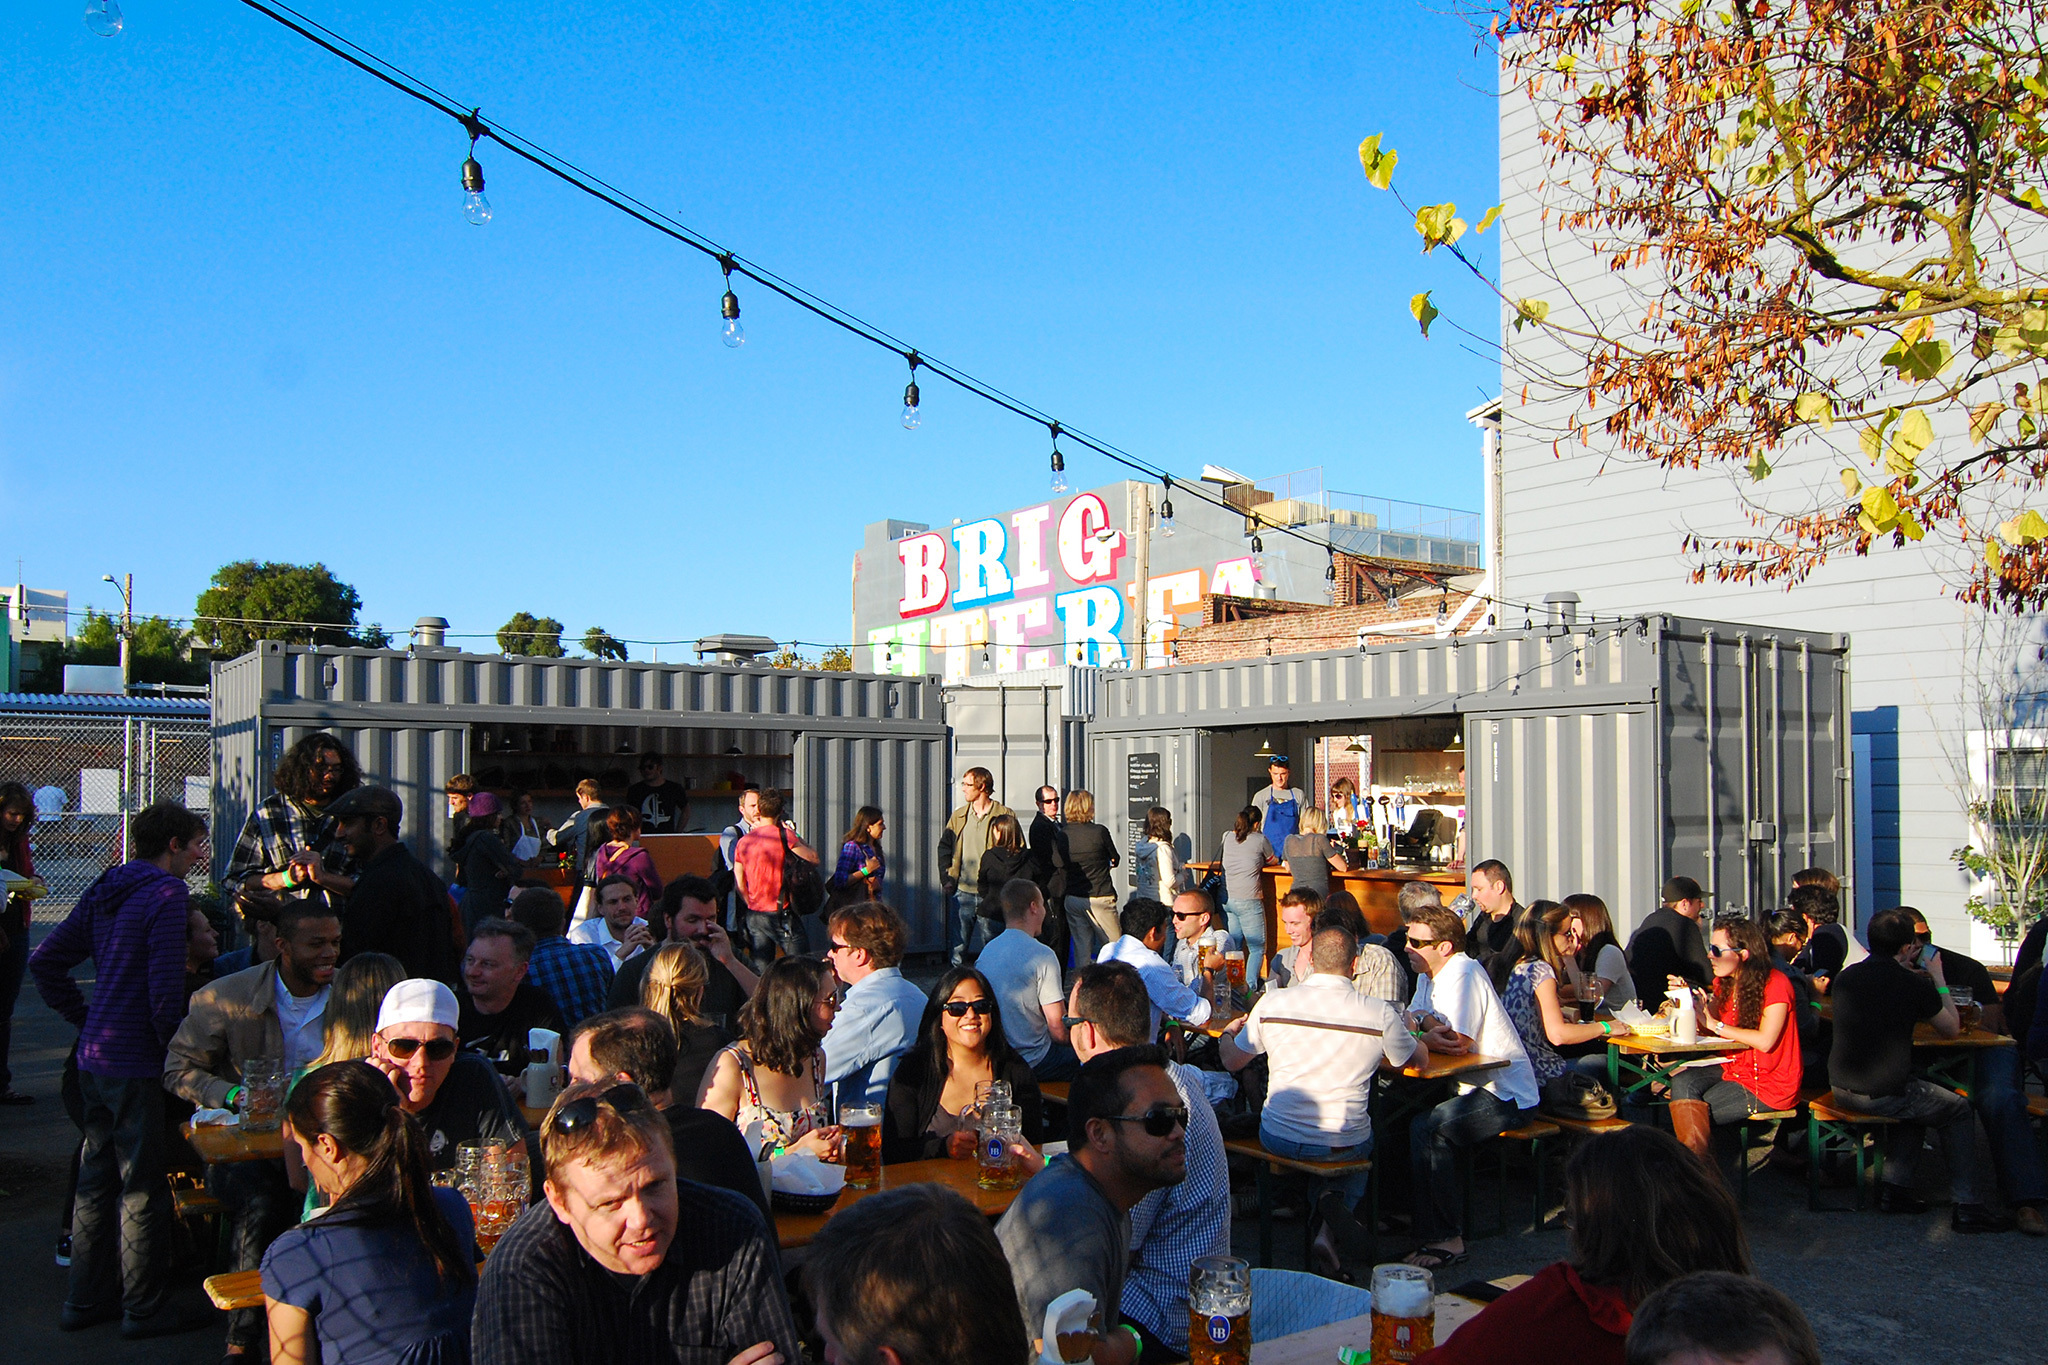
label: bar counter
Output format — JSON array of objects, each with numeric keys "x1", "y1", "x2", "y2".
[{"x1": 1188, "y1": 861, "x2": 1465, "y2": 945}]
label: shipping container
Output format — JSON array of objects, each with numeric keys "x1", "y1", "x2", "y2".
[
  {"x1": 1085, "y1": 614, "x2": 1850, "y2": 930},
  {"x1": 211, "y1": 641, "x2": 952, "y2": 949}
]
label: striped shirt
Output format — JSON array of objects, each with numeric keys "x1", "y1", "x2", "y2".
[
  {"x1": 525, "y1": 935, "x2": 615, "y2": 1029},
  {"x1": 473, "y1": 1181, "x2": 799, "y2": 1365},
  {"x1": 1122, "y1": 1060, "x2": 1232, "y2": 1351}
]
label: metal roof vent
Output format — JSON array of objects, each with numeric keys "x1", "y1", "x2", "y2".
[
  {"x1": 1543, "y1": 592, "x2": 1581, "y2": 628},
  {"x1": 411, "y1": 617, "x2": 450, "y2": 649}
]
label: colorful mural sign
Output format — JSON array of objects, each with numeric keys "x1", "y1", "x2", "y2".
[{"x1": 863, "y1": 491, "x2": 1259, "y2": 679}]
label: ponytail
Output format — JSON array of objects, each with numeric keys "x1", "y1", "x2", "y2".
[{"x1": 287, "y1": 1060, "x2": 478, "y2": 1285}]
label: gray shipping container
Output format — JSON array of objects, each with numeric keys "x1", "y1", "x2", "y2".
[
  {"x1": 212, "y1": 642, "x2": 952, "y2": 950},
  {"x1": 1084, "y1": 615, "x2": 1851, "y2": 930}
]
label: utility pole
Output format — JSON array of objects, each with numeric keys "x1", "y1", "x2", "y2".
[
  {"x1": 1129, "y1": 485, "x2": 1151, "y2": 669},
  {"x1": 102, "y1": 572, "x2": 133, "y2": 692}
]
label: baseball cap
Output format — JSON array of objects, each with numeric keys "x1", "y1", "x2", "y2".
[
  {"x1": 325, "y1": 785, "x2": 402, "y2": 824},
  {"x1": 376, "y1": 979, "x2": 460, "y2": 1033}
]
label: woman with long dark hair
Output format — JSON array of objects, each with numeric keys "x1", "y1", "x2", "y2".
[
  {"x1": 829, "y1": 806, "x2": 887, "y2": 903},
  {"x1": 0, "y1": 781, "x2": 39, "y2": 1104},
  {"x1": 1564, "y1": 893, "x2": 1635, "y2": 1011},
  {"x1": 975, "y1": 815, "x2": 1033, "y2": 911},
  {"x1": 451, "y1": 792, "x2": 522, "y2": 937},
  {"x1": 1413, "y1": 1126, "x2": 1752, "y2": 1364},
  {"x1": 1499, "y1": 903, "x2": 1632, "y2": 1087},
  {"x1": 262, "y1": 1060, "x2": 477, "y2": 1365},
  {"x1": 882, "y1": 966, "x2": 1043, "y2": 1164},
  {"x1": 588, "y1": 807, "x2": 662, "y2": 924},
  {"x1": 699, "y1": 955, "x2": 844, "y2": 1160},
  {"x1": 1665, "y1": 917, "x2": 1801, "y2": 1170}
]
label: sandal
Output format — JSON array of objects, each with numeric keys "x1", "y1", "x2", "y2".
[{"x1": 1404, "y1": 1244, "x2": 1469, "y2": 1271}]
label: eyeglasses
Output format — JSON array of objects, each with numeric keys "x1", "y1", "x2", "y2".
[
  {"x1": 550, "y1": 1082, "x2": 653, "y2": 1135},
  {"x1": 382, "y1": 1035, "x2": 457, "y2": 1062},
  {"x1": 1100, "y1": 1104, "x2": 1189, "y2": 1137},
  {"x1": 826, "y1": 941, "x2": 853, "y2": 956},
  {"x1": 1062, "y1": 1014, "x2": 1090, "y2": 1031},
  {"x1": 1405, "y1": 936, "x2": 1441, "y2": 950},
  {"x1": 942, "y1": 999, "x2": 995, "y2": 1018},
  {"x1": 816, "y1": 995, "x2": 842, "y2": 1011},
  {"x1": 1707, "y1": 943, "x2": 1740, "y2": 958},
  {"x1": 1171, "y1": 911, "x2": 1208, "y2": 922},
  {"x1": 1039, "y1": 796, "x2": 1060, "y2": 806}
]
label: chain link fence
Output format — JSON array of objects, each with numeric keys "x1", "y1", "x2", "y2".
[{"x1": 0, "y1": 711, "x2": 212, "y2": 921}]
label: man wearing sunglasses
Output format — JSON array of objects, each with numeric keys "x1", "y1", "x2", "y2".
[
  {"x1": 1025, "y1": 785, "x2": 1072, "y2": 961},
  {"x1": 996, "y1": 1045, "x2": 1187, "y2": 1365},
  {"x1": 474, "y1": 1080, "x2": 801, "y2": 1365},
  {"x1": 820, "y1": 901, "x2": 927, "y2": 1109},
  {"x1": 1097, "y1": 898, "x2": 1212, "y2": 1040},
  {"x1": 1065, "y1": 964, "x2": 1228, "y2": 1360},
  {"x1": 368, "y1": 978, "x2": 525, "y2": 1180}
]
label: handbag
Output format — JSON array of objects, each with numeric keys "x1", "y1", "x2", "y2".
[
  {"x1": 778, "y1": 827, "x2": 827, "y2": 919},
  {"x1": 1539, "y1": 1070, "x2": 1617, "y2": 1122},
  {"x1": 822, "y1": 843, "x2": 879, "y2": 916}
]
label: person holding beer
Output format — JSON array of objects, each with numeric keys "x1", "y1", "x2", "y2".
[
  {"x1": 882, "y1": 966, "x2": 1044, "y2": 1163},
  {"x1": 698, "y1": 956, "x2": 845, "y2": 1162},
  {"x1": 1409, "y1": 1127, "x2": 1751, "y2": 1364}
]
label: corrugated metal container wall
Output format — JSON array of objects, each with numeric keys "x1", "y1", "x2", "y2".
[
  {"x1": 943, "y1": 681, "x2": 1094, "y2": 813},
  {"x1": 1464, "y1": 707, "x2": 1660, "y2": 921},
  {"x1": 795, "y1": 733, "x2": 952, "y2": 951},
  {"x1": 1661, "y1": 623, "x2": 1850, "y2": 920},
  {"x1": 213, "y1": 641, "x2": 948, "y2": 914},
  {"x1": 1089, "y1": 729, "x2": 1208, "y2": 900}
]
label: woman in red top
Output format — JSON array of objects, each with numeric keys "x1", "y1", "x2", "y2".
[
  {"x1": 1666, "y1": 916, "x2": 1802, "y2": 1169},
  {"x1": 1415, "y1": 1126, "x2": 1751, "y2": 1365}
]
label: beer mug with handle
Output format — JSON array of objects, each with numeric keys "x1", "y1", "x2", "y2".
[
  {"x1": 1188, "y1": 1255, "x2": 1251, "y2": 1365},
  {"x1": 842, "y1": 1104, "x2": 883, "y2": 1190}
]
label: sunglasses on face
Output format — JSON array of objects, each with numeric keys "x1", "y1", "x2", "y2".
[
  {"x1": 1707, "y1": 943, "x2": 1740, "y2": 958},
  {"x1": 551, "y1": 1082, "x2": 653, "y2": 1135},
  {"x1": 943, "y1": 998, "x2": 996, "y2": 1017},
  {"x1": 1102, "y1": 1104, "x2": 1190, "y2": 1137},
  {"x1": 383, "y1": 1036, "x2": 457, "y2": 1062},
  {"x1": 1406, "y1": 937, "x2": 1441, "y2": 950},
  {"x1": 1172, "y1": 911, "x2": 1208, "y2": 922}
]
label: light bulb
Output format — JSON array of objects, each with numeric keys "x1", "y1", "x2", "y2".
[
  {"x1": 901, "y1": 379, "x2": 921, "y2": 430},
  {"x1": 721, "y1": 288, "x2": 745, "y2": 348},
  {"x1": 461, "y1": 155, "x2": 490, "y2": 226},
  {"x1": 1050, "y1": 449, "x2": 1067, "y2": 495},
  {"x1": 1159, "y1": 498, "x2": 1175, "y2": 536},
  {"x1": 84, "y1": 0, "x2": 122, "y2": 35}
]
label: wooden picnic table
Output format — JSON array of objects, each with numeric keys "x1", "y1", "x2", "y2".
[
  {"x1": 1604, "y1": 1032, "x2": 1746, "y2": 1100},
  {"x1": 776, "y1": 1152, "x2": 1037, "y2": 1249},
  {"x1": 182, "y1": 1121, "x2": 285, "y2": 1164},
  {"x1": 1249, "y1": 1274, "x2": 1531, "y2": 1363}
]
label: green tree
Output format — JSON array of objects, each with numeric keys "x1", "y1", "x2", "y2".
[
  {"x1": 358, "y1": 623, "x2": 393, "y2": 649},
  {"x1": 768, "y1": 647, "x2": 814, "y2": 670},
  {"x1": 581, "y1": 626, "x2": 628, "y2": 661},
  {"x1": 27, "y1": 609, "x2": 206, "y2": 691},
  {"x1": 195, "y1": 561, "x2": 365, "y2": 657},
  {"x1": 818, "y1": 646, "x2": 853, "y2": 672},
  {"x1": 498, "y1": 612, "x2": 566, "y2": 657}
]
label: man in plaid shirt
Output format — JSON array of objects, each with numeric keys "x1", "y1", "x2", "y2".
[
  {"x1": 1067, "y1": 962, "x2": 1230, "y2": 1356},
  {"x1": 511, "y1": 890, "x2": 614, "y2": 1029},
  {"x1": 224, "y1": 733, "x2": 363, "y2": 916}
]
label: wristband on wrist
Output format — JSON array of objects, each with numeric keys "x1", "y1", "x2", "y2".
[
  {"x1": 1600, "y1": 1019, "x2": 1612, "y2": 1035},
  {"x1": 1936, "y1": 985, "x2": 1952, "y2": 995},
  {"x1": 225, "y1": 1086, "x2": 244, "y2": 1109},
  {"x1": 1118, "y1": 1324, "x2": 1143, "y2": 1355}
]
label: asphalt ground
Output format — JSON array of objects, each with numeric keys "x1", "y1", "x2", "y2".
[{"x1": 3, "y1": 935, "x2": 2043, "y2": 1362}]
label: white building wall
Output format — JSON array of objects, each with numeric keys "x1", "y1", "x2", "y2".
[{"x1": 1492, "y1": 59, "x2": 2028, "y2": 955}]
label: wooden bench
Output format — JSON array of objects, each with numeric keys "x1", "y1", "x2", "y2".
[
  {"x1": 1221, "y1": 1136, "x2": 1374, "y2": 1268},
  {"x1": 1806, "y1": 1093, "x2": 1902, "y2": 1211},
  {"x1": 1465, "y1": 1119, "x2": 1563, "y2": 1238},
  {"x1": 172, "y1": 1186, "x2": 226, "y2": 1219},
  {"x1": 1039, "y1": 1081, "x2": 1069, "y2": 1107},
  {"x1": 2027, "y1": 1095, "x2": 2047, "y2": 1120},
  {"x1": 205, "y1": 1269, "x2": 261, "y2": 1312}
]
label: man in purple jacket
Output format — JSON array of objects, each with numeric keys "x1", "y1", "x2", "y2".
[{"x1": 31, "y1": 800, "x2": 213, "y2": 1338}]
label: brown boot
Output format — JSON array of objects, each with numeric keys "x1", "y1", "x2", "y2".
[{"x1": 1668, "y1": 1099, "x2": 1719, "y2": 1178}]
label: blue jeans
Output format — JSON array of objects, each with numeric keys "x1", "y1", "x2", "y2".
[
  {"x1": 1410, "y1": 1088, "x2": 1527, "y2": 1242},
  {"x1": 68, "y1": 1071, "x2": 173, "y2": 1319},
  {"x1": 1971, "y1": 1044, "x2": 2047, "y2": 1205},
  {"x1": 1261, "y1": 1128, "x2": 1373, "y2": 1209},
  {"x1": 1225, "y1": 897, "x2": 1266, "y2": 988},
  {"x1": 740, "y1": 907, "x2": 805, "y2": 967},
  {"x1": 952, "y1": 892, "x2": 996, "y2": 964}
]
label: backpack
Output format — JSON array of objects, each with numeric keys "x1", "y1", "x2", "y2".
[{"x1": 778, "y1": 827, "x2": 826, "y2": 918}]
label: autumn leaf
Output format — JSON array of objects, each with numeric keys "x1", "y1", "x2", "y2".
[
  {"x1": 1859, "y1": 409, "x2": 1898, "y2": 463},
  {"x1": 1475, "y1": 205, "x2": 1503, "y2": 234},
  {"x1": 1997, "y1": 509, "x2": 2048, "y2": 545},
  {"x1": 1857, "y1": 485, "x2": 1901, "y2": 534},
  {"x1": 1898, "y1": 511, "x2": 1925, "y2": 542},
  {"x1": 1882, "y1": 336, "x2": 1954, "y2": 382},
  {"x1": 1557, "y1": 54, "x2": 1577, "y2": 73},
  {"x1": 1410, "y1": 291, "x2": 1440, "y2": 338},
  {"x1": 1358, "y1": 134, "x2": 1398, "y2": 190},
  {"x1": 1899, "y1": 314, "x2": 1934, "y2": 345},
  {"x1": 1414, "y1": 203, "x2": 1468, "y2": 253},
  {"x1": 1512, "y1": 298, "x2": 1552, "y2": 332},
  {"x1": 1988, "y1": 538, "x2": 2004, "y2": 572},
  {"x1": 1969, "y1": 401, "x2": 2007, "y2": 444},
  {"x1": 1839, "y1": 468, "x2": 1863, "y2": 499},
  {"x1": 1747, "y1": 452, "x2": 1772, "y2": 481},
  {"x1": 1794, "y1": 392, "x2": 1834, "y2": 429},
  {"x1": 1886, "y1": 409, "x2": 1933, "y2": 476}
]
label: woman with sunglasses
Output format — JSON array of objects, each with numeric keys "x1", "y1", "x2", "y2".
[
  {"x1": 699, "y1": 955, "x2": 845, "y2": 1160},
  {"x1": 1665, "y1": 916, "x2": 1801, "y2": 1173},
  {"x1": 882, "y1": 966, "x2": 1043, "y2": 1164},
  {"x1": 263, "y1": 1060, "x2": 478, "y2": 1365},
  {"x1": 1499, "y1": 903, "x2": 1633, "y2": 1093}
]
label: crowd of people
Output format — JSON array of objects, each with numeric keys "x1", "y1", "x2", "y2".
[{"x1": 4, "y1": 736, "x2": 2036, "y2": 1363}]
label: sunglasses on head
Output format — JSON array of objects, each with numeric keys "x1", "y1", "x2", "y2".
[
  {"x1": 383, "y1": 1035, "x2": 458, "y2": 1062},
  {"x1": 1101, "y1": 1104, "x2": 1190, "y2": 1137},
  {"x1": 550, "y1": 1082, "x2": 653, "y2": 1135},
  {"x1": 942, "y1": 999, "x2": 995, "y2": 1017}
]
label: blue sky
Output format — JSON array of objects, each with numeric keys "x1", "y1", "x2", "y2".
[{"x1": 2, "y1": 1, "x2": 1501, "y2": 656}]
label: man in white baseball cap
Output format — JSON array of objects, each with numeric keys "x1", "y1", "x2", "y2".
[{"x1": 369, "y1": 978, "x2": 525, "y2": 1175}]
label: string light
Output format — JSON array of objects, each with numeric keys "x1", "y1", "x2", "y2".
[
  {"x1": 1158, "y1": 477, "x2": 1175, "y2": 536},
  {"x1": 84, "y1": 0, "x2": 123, "y2": 36},
  {"x1": 719, "y1": 255, "x2": 744, "y2": 348},
  {"x1": 460, "y1": 111, "x2": 490, "y2": 225},
  {"x1": 901, "y1": 352, "x2": 921, "y2": 430},
  {"x1": 1050, "y1": 424, "x2": 1067, "y2": 494}
]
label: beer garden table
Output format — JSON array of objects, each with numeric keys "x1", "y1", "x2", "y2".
[
  {"x1": 1247, "y1": 1274, "x2": 1532, "y2": 1363},
  {"x1": 775, "y1": 1152, "x2": 1037, "y2": 1249},
  {"x1": 1603, "y1": 1033, "x2": 1746, "y2": 1102},
  {"x1": 1810, "y1": 1002, "x2": 2013, "y2": 1092},
  {"x1": 182, "y1": 1120, "x2": 285, "y2": 1164}
]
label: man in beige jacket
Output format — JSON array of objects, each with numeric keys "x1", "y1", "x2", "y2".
[
  {"x1": 164, "y1": 901, "x2": 339, "y2": 1364},
  {"x1": 935, "y1": 767, "x2": 1013, "y2": 965}
]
